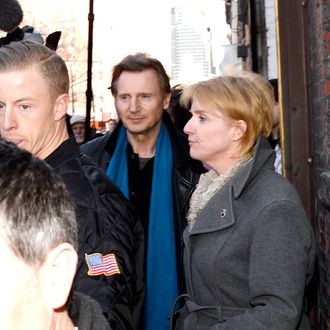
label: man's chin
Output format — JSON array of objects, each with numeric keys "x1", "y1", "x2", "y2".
[
  {"x1": 15, "y1": 141, "x2": 28, "y2": 151},
  {"x1": 4, "y1": 139, "x2": 23, "y2": 147}
]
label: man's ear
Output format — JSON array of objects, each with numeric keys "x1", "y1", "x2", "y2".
[
  {"x1": 232, "y1": 119, "x2": 247, "y2": 141},
  {"x1": 54, "y1": 94, "x2": 69, "y2": 122},
  {"x1": 163, "y1": 93, "x2": 171, "y2": 110},
  {"x1": 40, "y1": 243, "x2": 78, "y2": 310}
]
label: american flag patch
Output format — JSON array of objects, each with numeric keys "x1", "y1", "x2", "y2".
[{"x1": 85, "y1": 253, "x2": 120, "y2": 276}]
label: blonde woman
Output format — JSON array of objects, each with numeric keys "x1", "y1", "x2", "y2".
[{"x1": 171, "y1": 72, "x2": 316, "y2": 330}]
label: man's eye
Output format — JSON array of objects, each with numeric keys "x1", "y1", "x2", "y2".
[
  {"x1": 20, "y1": 104, "x2": 30, "y2": 110},
  {"x1": 0, "y1": 103, "x2": 5, "y2": 110}
]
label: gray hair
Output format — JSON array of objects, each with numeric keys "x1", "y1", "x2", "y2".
[{"x1": 0, "y1": 141, "x2": 77, "y2": 266}]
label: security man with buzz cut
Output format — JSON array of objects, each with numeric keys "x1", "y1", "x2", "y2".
[{"x1": 0, "y1": 40, "x2": 144, "y2": 330}]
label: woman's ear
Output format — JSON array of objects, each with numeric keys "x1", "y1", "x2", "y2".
[
  {"x1": 54, "y1": 94, "x2": 69, "y2": 122},
  {"x1": 232, "y1": 120, "x2": 247, "y2": 141},
  {"x1": 39, "y1": 243, "x2": 78, "y2": 310}
]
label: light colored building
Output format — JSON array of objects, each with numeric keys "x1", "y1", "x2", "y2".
[{"x1": 171, "y1": 0, "x2": 229, "y2": 85}]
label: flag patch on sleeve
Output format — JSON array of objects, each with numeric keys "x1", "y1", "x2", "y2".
[{"x1": 85, "y1": 252, "x2": 120, "y2": 276}]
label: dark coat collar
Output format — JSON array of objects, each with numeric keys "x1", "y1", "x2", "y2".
[{"x1": 45, "y1": 136, "x2": 80, "y2": 169}]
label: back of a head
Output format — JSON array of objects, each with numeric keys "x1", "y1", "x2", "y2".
[
  {"x1": 0, "y1": 40, "x2": 69, "y2": 100},
  {"x1": 169, "y1": 85, "x2": 192, "y2": 131},
  {"x1": 0, "y1": 141, "x2": 77, "y2": 266},
  {"x1": 181, "y1": 71, "x2": 274, "y2": 156},
  {"x1": 110, "y1": 52, "x2": 171, "y2": 97}
]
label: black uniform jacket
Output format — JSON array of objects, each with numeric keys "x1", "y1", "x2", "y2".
[
  {"x1": 81, "y1": 112, "x2": 205, "y2": 293},
  {"x1": 46, "y1": 137, "x2": 144, "y2": 330},
  {"x1": 69, "y1": 291, "x2": 111, "y2": 330}
]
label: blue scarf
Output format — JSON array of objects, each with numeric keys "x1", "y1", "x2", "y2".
[{"x1": 106, "y1": 124, "x2": 178, "y2": 330}]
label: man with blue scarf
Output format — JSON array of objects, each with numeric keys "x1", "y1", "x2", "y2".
[{"x1": 81, "y1": 53, "x2": 205, "y2": 330}]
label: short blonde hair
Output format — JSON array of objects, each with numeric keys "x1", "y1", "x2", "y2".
[
  {"x1": 0, "y1": 40, "x2": 69, "y2": 101},
  {"x1": 181, "y1": 71, "x2": 274, "y2": 157}
]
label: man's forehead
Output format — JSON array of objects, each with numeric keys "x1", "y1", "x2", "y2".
[
  {"x1": 0, "y1": 64, "x2": 39, "y2": 76},
  {"x1": 0, "y1": 67, "x2": 45, "y2": 87},
  {"x1": 118, "y1": 69, "x2": 158, "y2": 83},
  {"x1": 117, "y1": 70, "x2": 161, "y2": 93}
]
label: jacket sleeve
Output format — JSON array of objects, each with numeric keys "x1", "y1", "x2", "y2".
[
  {"x1": 203, "y1": 201, "x2": 316, "y2": 330},
  {"x1": 73, "y1": 192, "x2": 145, "y2": 330}
]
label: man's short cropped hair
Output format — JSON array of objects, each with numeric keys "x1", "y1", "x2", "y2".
[
  {"x1": 110, "y1": 52, "x2": 171, "y2": 97},
  {"x1": 0, "y1": 141, "x2": 77, "y2": 266},
  {"x1": 0, "y1": 40, "x2": 69, "y2": 101}
]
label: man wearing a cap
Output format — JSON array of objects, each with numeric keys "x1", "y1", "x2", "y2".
[{"x1": 70, "y1": 114, "x2": 86, "y2": 146}]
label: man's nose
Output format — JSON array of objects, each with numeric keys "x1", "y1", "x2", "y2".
[
  {"x1": 1, "y1": 108, "x2": 17, "y2": 131},
  {"x1": 129, "y1": 97, "x2": 140, "y2": 113}
]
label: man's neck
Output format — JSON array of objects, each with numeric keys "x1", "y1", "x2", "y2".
[
  {"x1": 53, "y1": 311, "x2": 75, "y2": 330},
  {"x1": 37, "y1": 124, "x2": 69, "y2": 160},
  {"x1": 127, "y1": 125, "x2": 161, "y2": 158}
]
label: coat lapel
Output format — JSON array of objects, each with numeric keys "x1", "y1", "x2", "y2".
[
  {"x1": 188, "y1": 185, "x2": 235, "y2": 235},
  {"x1": 183, "y1": 186, "x2": 236, "y2": 296}
]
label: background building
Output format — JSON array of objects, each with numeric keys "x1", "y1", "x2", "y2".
[{"x1": 171, "y1": 0, "x2": 230, "y2": 84}]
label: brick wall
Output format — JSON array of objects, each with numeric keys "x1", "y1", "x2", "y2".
[{"x1": 308, "y1": 0, "x2": 330, "y2": 328}]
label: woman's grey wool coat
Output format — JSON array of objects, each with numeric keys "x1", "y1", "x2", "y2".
[{"x1": 175, "y1": 137, "x2": 316, "y2": 330}]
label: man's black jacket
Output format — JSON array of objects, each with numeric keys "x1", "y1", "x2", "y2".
[
  {"x1": 46, "y1": 137, "x2": 144, "y2": 330},
  {"x1": 69, "y1": 292, "x2": 111, "y2": 330},
  {"x1": 81, "y1": 112, "x2": 205, "y2": 293}
]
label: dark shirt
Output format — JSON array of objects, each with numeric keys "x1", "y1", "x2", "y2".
[
  {"x1": 127, "y1": 143, "x2": 153, "y2": 240},
  {"x1": 268, "y1": 135, "x2": 280, "y2": 150}
]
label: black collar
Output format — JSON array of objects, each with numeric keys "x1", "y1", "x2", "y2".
[{"x1": 45, "y1": 136, "x2": 80, "y2": 169}]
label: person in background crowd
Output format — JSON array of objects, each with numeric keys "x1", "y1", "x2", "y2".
[
  {"x1": 268, "y1": 78, "x2": 282, "y2": 174},
  {"x1": 0, "y1": 140, "x2": 110, "y2": 330},
  {"x1": 81, "y1": 53, "x2": 205, "y2": 330},
  {"x1": 170, "y1": 71, "x2": 316, "y2": 329},
  {"x1": 0, "y1": 41, "x2": 144, "y2": 330},
  {"x1": 70, "y1": 114, "x2": 86, "y2": 146},
  {"x1": 167, "y1": 84, "x2": 191, "y2": 132},
  {"x1": 108, "y1": 118, "x2": 118, "y2": 133}
]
